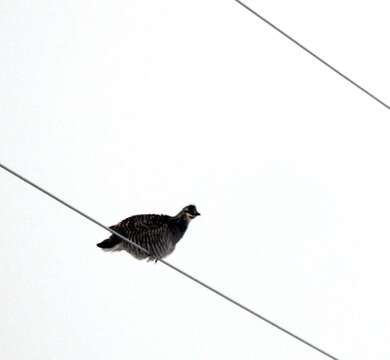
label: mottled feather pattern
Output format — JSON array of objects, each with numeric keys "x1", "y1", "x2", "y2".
[{"x1": 109, "y1": 214, "x2": 171, "y2": 260}]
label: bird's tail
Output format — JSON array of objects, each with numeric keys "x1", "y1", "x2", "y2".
[{"x1": 96, "y1": 237, "x2": 122, "y2": 251}]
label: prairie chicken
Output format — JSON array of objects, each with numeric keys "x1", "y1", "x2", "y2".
[{"x1": 97, "y1": 205, "x2": 200, "y2": 261}]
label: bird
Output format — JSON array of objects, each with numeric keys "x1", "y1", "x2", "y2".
[{"x1": 97, "y1": 205, "x2": 200, "y2": 261}]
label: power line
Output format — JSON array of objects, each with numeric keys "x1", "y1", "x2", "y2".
[
  {"x1": 233, "y1": 0, "x2": 390, "y2": 111},
  {"x1": 0, "y1": 161, "x2": 340, "y2": 360}
]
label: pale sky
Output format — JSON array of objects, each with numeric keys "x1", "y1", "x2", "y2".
[{"x1": 1, "y1": 0, "x2": 390, "y2": 359}]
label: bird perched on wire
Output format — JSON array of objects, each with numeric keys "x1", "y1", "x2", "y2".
[{"x1": 97, "y1": 205, "x2": 200, "y2": 261}]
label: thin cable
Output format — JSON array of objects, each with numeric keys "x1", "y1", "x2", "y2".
[
  {"x1": 0, "y1": 161, "x2": 340, "y2": 360},
  {"x1": 233, "y1": 0, "x2": 390, "y2": 111}
]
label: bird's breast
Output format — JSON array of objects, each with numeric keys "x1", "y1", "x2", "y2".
[{"x1": 168, "y1": 219, "x2": 189, "y2": 244}]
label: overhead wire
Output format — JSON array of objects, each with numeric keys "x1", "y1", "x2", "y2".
[
  {"x1": 0, "y1": 162, "x2": 341, "y2": 360},
  {"x1": 233, "y1": 0, "x2": 390, "y2": 110},
  {"x1": 2, "y1": 2, "x2": 386, "y2": 359}
]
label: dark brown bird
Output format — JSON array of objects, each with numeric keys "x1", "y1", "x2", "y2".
[{"x1": 97, "y1": 205, "x2": 200, "y2": 261}]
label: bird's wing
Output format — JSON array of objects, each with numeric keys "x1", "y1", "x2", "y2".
[
  {"x1": 109, "y1": 214, "x2": 171, "y2": 255},
  {"x1": 109, "y1": 214, "x2": 170, "y2": 238}
]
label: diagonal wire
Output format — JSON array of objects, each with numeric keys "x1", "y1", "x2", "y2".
[
  {"x1": 233, "y1": 0, "x2": 390, "y2": 111},
  {"x1": 0, "y1": 161, "x2": 340, "y2": 360}
]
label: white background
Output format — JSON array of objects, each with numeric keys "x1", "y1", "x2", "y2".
[{"x1": 1, "y1": 0, "x2": 390, "y2": 359}]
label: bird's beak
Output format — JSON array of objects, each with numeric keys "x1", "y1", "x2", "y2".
[{"x1": 195, "y1": 211, "x2": 201, "y2": 216}]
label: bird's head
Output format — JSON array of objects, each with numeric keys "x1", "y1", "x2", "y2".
[{"x1": 179, "y1": 204, "x2": 201, "y2": 220}]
